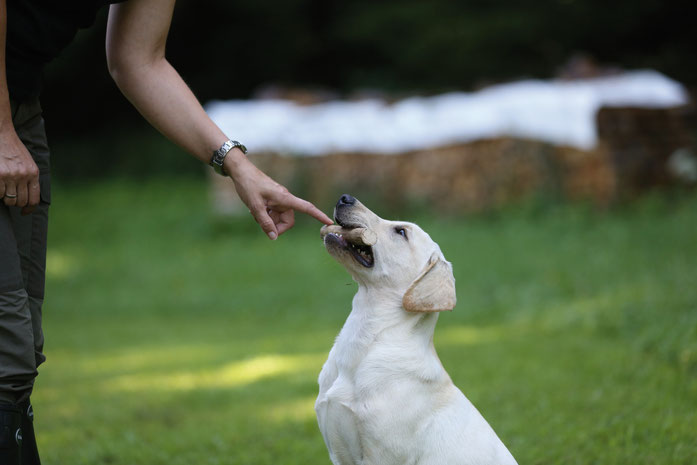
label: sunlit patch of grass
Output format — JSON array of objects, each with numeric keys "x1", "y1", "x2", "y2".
[
  {"x1": 264, "y1": 396, "x2": 318, "y2": 423},
  {"x1": 105, "y1": 353, "x2": 325, "y2": 393},
  {"x1": 45, "y1": 249, "x2": 78, "y2": 279},
  {"x1": 436, "y1": 324, "x2": 505, "y2": 346}
]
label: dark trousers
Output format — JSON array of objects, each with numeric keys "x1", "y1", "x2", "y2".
[{"x1": 0, "y1": 98, "x2": 50, "y2": 405}]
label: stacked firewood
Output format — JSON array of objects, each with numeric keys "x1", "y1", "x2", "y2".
[
  {"x1": 209, "y1": 105, "x2": 695, "y2": 215},
  {"x1": 597, "y1": 106, "x2": 695, "y2": 196}
]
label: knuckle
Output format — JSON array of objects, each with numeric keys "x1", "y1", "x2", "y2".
[
  {"x1": 250, "y1": 204, "x2": 265, "y2": 218},
  {"x1": 250, "y1": 210, "x2": 269, "y2": 226}
]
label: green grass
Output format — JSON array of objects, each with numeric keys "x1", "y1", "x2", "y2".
[{"x1": 36, "y1": 179, "x2": 697, "y2": 464}]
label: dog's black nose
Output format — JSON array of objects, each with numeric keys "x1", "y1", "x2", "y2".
[{"x1": 337, "y1": 194, "x2": 356, "y2": 207}]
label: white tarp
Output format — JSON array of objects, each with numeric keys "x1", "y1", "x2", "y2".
[{"x1": 205, "y1": 70, "x2": 688, "y2": 155}]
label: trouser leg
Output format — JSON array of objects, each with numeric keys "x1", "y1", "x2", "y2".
[
  {"x1": 0, "y1": 201, "x2": 39, "y2": 406},
  {"x1": 0, "y1": 98, "x2": 49, "y2": 405},
  {"x1": 6, "y1": 200, "x2": 49, "y2": 402},
  {"x1": 0, "y1": 99, "x2": 49, "y2": 464},
  {"x1": 0, "y1": 288, "x2": 37, "y2": 405}
]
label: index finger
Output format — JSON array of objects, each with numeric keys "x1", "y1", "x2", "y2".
[{"x1": 285, "y1": 194, "x2": 333, "y2": 225}]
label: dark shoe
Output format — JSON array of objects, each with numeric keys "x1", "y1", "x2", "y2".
[
  {"x1": 18, "y1": 400, "x2": 40, "y2": 465},
  {"x1": 0, "y1": 402, "x2": 22, "y2": 465}
]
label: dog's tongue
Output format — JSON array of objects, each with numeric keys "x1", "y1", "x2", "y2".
[{"x1": 320, "y1": 225, "x2": 378, "y2": 246}]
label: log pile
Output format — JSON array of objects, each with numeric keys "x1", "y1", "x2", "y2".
[
  {"x1": 209, "y1": 104, "x2": 695, "y2": 215},
  {"x1": 597, "y1": 106, "x2": 695, "y2": 196}
]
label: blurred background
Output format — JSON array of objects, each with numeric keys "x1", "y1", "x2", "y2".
[
  {"x1": 43, "y1": 0, "x2": 697, "y2": 201},
  {"x1": 34, "y1": 1, "x2": 697, "y2": 464}
]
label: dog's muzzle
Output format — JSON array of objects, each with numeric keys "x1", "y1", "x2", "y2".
[
  {"x1": 322, "y1": 194, "x2": 376, "y2": 268},
  {"x1": 321, "y1": 225, "x2": 376, "y2": 268}
]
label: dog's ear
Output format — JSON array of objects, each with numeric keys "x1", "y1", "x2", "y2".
[{"x1": 403, "y1": 253, "x2": 456, "y2": 313}]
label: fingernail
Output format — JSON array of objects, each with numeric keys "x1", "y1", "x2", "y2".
[{"x1": 268, "y1": 231, "x2": 277, "y2": 240}]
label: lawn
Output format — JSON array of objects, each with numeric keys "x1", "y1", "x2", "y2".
[{"x1": 35, "y1": 178, "x2": 697, "y2": 465}]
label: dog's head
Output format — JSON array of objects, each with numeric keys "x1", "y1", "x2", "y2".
[{"x1": 321, "y1": 195, "x2": 456, "y2": 312}]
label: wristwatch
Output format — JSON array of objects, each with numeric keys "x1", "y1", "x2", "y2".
[{"x1": 209, "y1": 139, "x2": 248, "y2": 176}]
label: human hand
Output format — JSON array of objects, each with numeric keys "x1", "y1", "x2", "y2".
[
  {"x1": 0, "y1": 127, "x2": 40, "y2": 215},
  {"x1": 225, "y1": 150, "x2": 333, "y2": 240}
]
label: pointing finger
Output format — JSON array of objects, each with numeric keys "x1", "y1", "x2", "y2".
[{"x1": 282, "y1": 194, "x2": 333, "y2": 225}]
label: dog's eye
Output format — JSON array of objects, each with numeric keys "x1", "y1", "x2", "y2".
[{"x1": 394, "y1": 227, "x2": 408, "y2": 239}]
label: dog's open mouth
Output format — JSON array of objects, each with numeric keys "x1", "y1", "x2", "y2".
[{"x1": 321, "y1": 224, "x2": 375, "y2": 268}]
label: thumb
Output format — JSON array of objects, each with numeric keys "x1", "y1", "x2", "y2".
[{"x1": 253, "y1": 206, "x2": 278, "y2": 240}]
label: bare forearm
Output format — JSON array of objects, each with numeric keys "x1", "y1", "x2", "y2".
[
  {"x1": 110, "y1": 57, "x2": 226, "y2": 164},
  {"x1": 105, "y1": 0, "x2": 332, "y2": 237},
  {"x1": 106, "y1": 0, "x2": 228, "y2": 166}
]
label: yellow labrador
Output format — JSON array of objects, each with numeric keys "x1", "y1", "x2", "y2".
[{"x1": 316, "y1": 195, "x2": 517, "y2": 465}]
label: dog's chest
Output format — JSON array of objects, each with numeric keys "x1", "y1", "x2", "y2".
[
  {"x1": 316, "y1": 359, "x2": 401, "y2": 465},
  {"x1": 315, "y1": 348, "x2": 365, "y2": 464},
  {"x1": 316, "y1": 332, "x2": 442, "y2": 464}
]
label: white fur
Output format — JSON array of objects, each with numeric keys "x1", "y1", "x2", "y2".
[{"x1": 316, "y1": 199, "x2": 518, "y2": 465}]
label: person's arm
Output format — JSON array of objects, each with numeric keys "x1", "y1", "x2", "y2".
[
  {"x1": 0, "y1": 0, "x2": 40, "y2": 213},
  {"x1": 105, "y1": 0, "x2": 332, "y2": 239}
]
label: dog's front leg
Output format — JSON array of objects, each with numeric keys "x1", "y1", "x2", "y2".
[{"x1": 318, "y1": 399, "x2": 364, "y2": 465}]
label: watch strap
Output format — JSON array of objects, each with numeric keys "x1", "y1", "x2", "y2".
[{"x1": 210, "y1": 140, "x2": 248, "y2": 176}]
